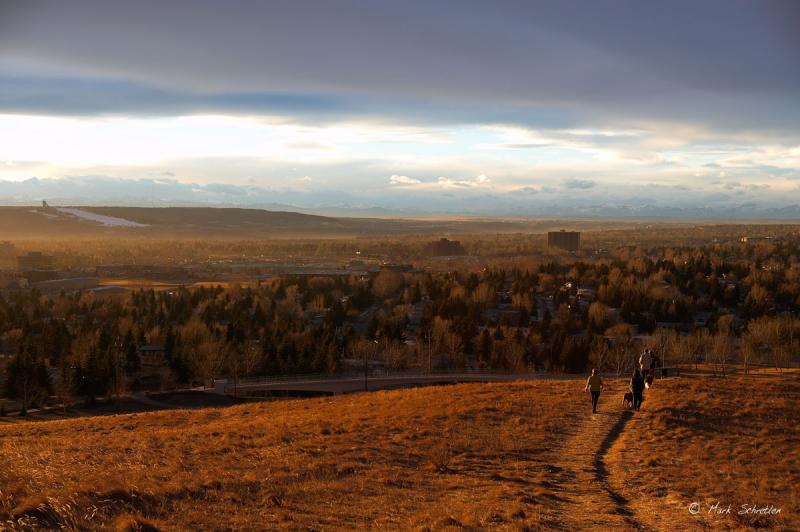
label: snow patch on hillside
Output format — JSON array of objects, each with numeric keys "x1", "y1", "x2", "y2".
[{"x1": 56, "y1": 208, "x2": 149, "y2": 227}]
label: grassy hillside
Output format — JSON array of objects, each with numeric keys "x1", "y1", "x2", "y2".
[
  {"x1": 0, "y1": 381, "x2": 583, "y2": 530},
  {"x1": 609, "y1": 375, "x2": 799, "y2": 530},
  {"x1": 1, "y1": 376, "x2": 797, "y2": 530}
]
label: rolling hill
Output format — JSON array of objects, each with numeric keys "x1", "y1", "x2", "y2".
[
  {"x1": 1, "y1": 375, "x2": 797, "y2": 530},
  {"x1": 0, "y1": 205, "x2": 636, "y2": 239}
]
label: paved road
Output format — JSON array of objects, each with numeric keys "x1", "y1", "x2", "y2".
[
  {"x1": 131, "y1": 391, "x2": 180, "y2": 410},
  {"x1": 225, "y1": 373, "x2": 541, "y2": 396}
]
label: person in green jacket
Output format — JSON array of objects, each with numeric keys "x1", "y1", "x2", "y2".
[{"x1": 584, "y1": 368, "x2": 604, "y2": 413}]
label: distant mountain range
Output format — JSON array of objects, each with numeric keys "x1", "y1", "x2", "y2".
[{"x1": 2, "y1": 176, "x2": 799, "y2": 220}]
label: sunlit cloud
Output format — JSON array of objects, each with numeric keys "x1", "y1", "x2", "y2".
[
  {"x1": 436, "y1": 175, "x2": 492, "y2": 189},
  {"x1": 389, "y1": 175, "x2": 421, "y2": 186}
]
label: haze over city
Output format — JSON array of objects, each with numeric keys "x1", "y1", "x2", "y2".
[{"x1": 1, "y1": 0, "x2": 799, "y2": 216}]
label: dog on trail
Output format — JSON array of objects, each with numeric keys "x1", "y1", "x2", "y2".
[{"x1": 622, "y1": 391, "x2": 634, "y2": 409}]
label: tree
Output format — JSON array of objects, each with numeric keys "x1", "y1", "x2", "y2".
[
  {"x1": 242, "y1": 341, "x2": 262, "y2": 377},
  {"x1": 606, "y1": 323, "x2": 634, "y2": 376},
  {"x1": 476, "y1": 328, "x2": 492, "y2": 368},
  {"x1": 589, "y1": 337, "x2": 610, "y2": 373},
  {"x1": 588, "y1": 302, "x2": 610, "y2": 333},
  {"x1": 417, "y1": 326, "x2": 435, "y2": 371},
  {"x1": 647, "y1": 328, "x2": 677, "y2": 372},
  {"x1": 372, "y1": 270, "x2": 404, "y2": 300},
  {"x1": 560, "y1": 335, "x2": 589, "y2": 373},
  {"x1": 107, "y1": 343, "x2": 127, "y2": 400},
  {"x1": 501, "y1": 341, "x2": 527, "y2": 372},
  {"x1": 709, "y1": 332, "x2": 732, "y2": 376},
  {"x1": 77, "y1": 347, "x2": 107, "y2": 406},
  {"x1": 671, "y1": 331, "x2": 705, "y2": 370},
  {"x1": 472, "y1": 283, "x2": 495, "y2": 306},
  {"x1": 195, "y1": 337, "x2": 225, "y2": 388},
  {"x1": 744, "y1": 284, "x2": 769, "y2": 317},
  {"x1": 6, "y1": 347, "x2": 49, "y2": 415},
  {"x1": 122, "y1": 330, "x2": 140, "y2": 374},
  {"x1": 443, "y1": 330, "x2": 465, "y2": 369},
  {"x1": 770, "y1": 316, "x2": 797, "y2": 371},
  {"x1": 55, "y1": 357, "x2": 76, "y2": 411},
  {"x1": 742, "y1": 317, "x2": 771, "y2": 374}
]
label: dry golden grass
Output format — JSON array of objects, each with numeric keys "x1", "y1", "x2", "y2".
[
  {"x1": 609, "y1": 374, "x2": 800, "y2": 530},
  {"x1": 188, "y1": 281, "x2": 260, "y2": 289},
  {"x1": 97, "y1": 279, "x2": 179, "y2": 293},
  {"x1": 98, "y1": 279, "x2": 258, "y2": 292},
  {"x1": 3, "y1": 376, "x2": 797, "y2": 530},
  {"x1": 0, "y1": 381, "x2": 583, "y2": 530}
]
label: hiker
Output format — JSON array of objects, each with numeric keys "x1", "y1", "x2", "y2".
[
  {"x1": 639, "y1": 349, "x2": 652, "y2": 377},
  {"x1": 584, "y1": 368, "x2": 604, "y2": 414},
  {"x1": 630, "y1": 369, "x2": 645, "y2": 411}
]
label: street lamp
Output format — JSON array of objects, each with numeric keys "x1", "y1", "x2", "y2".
[{"x1": 366, "y1": 335, "x2": 379, "y2": 392}]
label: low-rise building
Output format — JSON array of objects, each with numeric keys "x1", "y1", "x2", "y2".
[
  {"x1": 0, "y1": 241, "x2": 15, "y2": 257},
  {"x1": 423, "y1": 238, "x2": 466, "y2": 256},
  {"x1": 17, "y1": 251, "x2": 54, "y2": 270},
  {"x1": 548, "y1": 230, "x2": 581, "y2": 251},
  {"x1": 138, "y1": 344, "x2": 166, "y2": 369},
  {"x1": 693, "y1": 312, "x2": 713, "y2": 328}
]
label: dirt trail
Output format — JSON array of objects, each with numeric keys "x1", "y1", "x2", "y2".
[
  {"x1": 544, "y1": 382, "x2": 707, "y2": 531},
  {"x1": 606, "y1": 406, "x2": 711, "y2": 531},
  {"x1": 545, "y1": 383, "x2": 643, "y2": 530}
]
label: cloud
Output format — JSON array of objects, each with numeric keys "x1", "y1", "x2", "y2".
[
  {"x1": 286, "y1": 141, "x2": 334, "y2": 151},
  {"x1": 1, "y1": 2, "x2": 798, "y2": 133},
  {"x1": 388, "y1": 174, "x2": 493, "y2": 190},
  {"x1": 500, "y1": 143, "x2": 552, "y2": 149},
  {"x1": 437, "y1": 175, "x2": 491, "y2": 189},
  {"x1": 564, "y1": 179, "x2": 596, "y2": 189},
  {"x1": 389, "y1": 174, "x2": 421, "y2": 186}
]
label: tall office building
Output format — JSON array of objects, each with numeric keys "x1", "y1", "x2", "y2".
[{"x1": 547, "y1": 230, "x2": 580, "y2": 251}]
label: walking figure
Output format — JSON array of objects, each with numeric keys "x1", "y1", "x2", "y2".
[
  {"x1": 585, "y1": 368, "x2": 604, "y2": 414},
  {"x1": 630, "y1": 369, "x2": 645, "y2": 411},
  {"x1": 639, "y1": 349, "x2": 653, "y2": 378}
]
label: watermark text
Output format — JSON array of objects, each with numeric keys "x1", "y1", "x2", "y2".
[{"x1": 688, "y1": 501, "x2": 781, "y2": 517}]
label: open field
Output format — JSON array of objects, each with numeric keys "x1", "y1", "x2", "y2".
[
  {"x1": 1, "y1": 374, "x2": 797, "y2": 530},
  {"x1": 0, "y1": 381, "x2": 584, "y2": 530},
  {"x1": 609, "y1": 373, "x2": 800, "y2": 530},
  {"x1": 98, "y1": 279, "x2": 257, "y2": 291},
  {"x1": 0, "y1": 397, "x2": 159, "y2": 425}
]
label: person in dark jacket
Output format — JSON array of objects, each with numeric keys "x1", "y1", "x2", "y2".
[
  {"x1": 630, "y1": 369, "x2": 645, "y2": 411},
  {"x1": 585, "y1": 368, "x2": 604, "y2": 413}
]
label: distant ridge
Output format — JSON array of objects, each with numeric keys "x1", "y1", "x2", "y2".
[
  {"x1": 0, "y1": 206, "x2": 608, "y2": 239},
  {"x1": 0, "y1": 206, "x2": 346, "y2": 238},
  {"x1": 1, "y1": 205, "x2": 796, "y2": 240},
  {"x1": 2, "y1": 177, "x2": 799, "y2": 220}
]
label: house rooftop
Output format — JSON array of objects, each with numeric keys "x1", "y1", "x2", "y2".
[{"x1": 139, "y1": 344, "x2": 164, "y2": 352}]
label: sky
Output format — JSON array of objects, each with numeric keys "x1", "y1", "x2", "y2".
[{"x1": 1, "y1": 0, "x2": 799, "y2": 217}]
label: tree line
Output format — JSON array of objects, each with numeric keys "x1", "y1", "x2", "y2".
[{"x1": 2, "y1": 237, "x2": 800, "y2": 412}]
